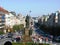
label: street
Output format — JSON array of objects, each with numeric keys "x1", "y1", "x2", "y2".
[
  {"x1": 0, "y1": 38, "x2": 12, "y2": 45},
  {"x1": 31, "y1": 25, "x2": 60, "y2": 45}
]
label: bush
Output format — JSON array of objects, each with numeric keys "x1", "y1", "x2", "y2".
[{"x1": 0, "y1": 31, "x2": 4, "y2": 35}]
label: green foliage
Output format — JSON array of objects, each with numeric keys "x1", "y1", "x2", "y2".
[
  {"x1": 12, "y1": 43, "x2": 23, "y2": 45},
  {"x1": 19, "y1": 24, "x2": 24, "y2": 30},
  {"x1": 13, "y1": 25, "x2": 18, "y2": 31},
  {"x1": 0, "y1": 31, "x2": 4, "y2": 35},
  {"x1": 13, "y1": 24, "x2": 24, "y2": 31},
  {"x1": 12, "y1": 42, "x2": 49, "y2": 45}
]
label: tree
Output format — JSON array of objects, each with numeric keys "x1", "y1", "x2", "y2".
[
  {"x1": 0, "y1": 31, "x2": 4, "y2": 35},
  {"x1": 13, "y1": 24, "x2": 24, "y2": 31},
  {"x1": 19, "y1": 24, "x2": 24, "y2": 30},
  {"x1": 13, "y1": 25, "x2": 19, "y2": 31}
]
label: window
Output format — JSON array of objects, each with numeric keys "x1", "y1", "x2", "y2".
[
  {"x1": 55, "y1": 14, "x2": 58, "y2": 23},
  {"x1": 2, "y1": 15, "x2": 5, "y2": 19},
  {"x1": 8, "y1": 17, "x2": 10, "y2": 18},
  {"x1": 55, "y1": 19, "x2": 58, "y2": 23}
]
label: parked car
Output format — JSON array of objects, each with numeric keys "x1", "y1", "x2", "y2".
[
  {"x1": 55, "y1": 36, "x2": 60, "y2": 42},
  {"x1": 0, "y1": 35, "x2": 4, "y2": 39},
  {"x1": 7, "y1": 32, "x2": 13, "y2": 38},
  {"x1": 12, "y1": 36, "x2": 21, "y2": 42}
]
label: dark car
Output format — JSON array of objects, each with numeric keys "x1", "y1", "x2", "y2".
[
  {"x1": 0, "y1": 35, "x2": 4, "y2": 39},
  {"x1": 55, "y1": 36, "x2": 60, "y2": 42},
  {"x1": 12, "y1": 36, "x2": 21, "y2": 42},
  {"x1": 7, "y1": 32, "x2": 13, "y2": 38}
]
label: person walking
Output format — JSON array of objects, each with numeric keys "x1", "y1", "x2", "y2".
[{"x1": 38, "y1": 36, "x2": 42, "y2": 43}]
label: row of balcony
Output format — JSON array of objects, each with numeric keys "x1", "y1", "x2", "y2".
[{"x1": 0, "y1": 26, "x2": 5, "y2": 28}]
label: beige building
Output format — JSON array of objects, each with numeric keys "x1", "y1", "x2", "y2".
[
  {"x1": 5, "y1": 12, "x2": 22, "y2": 32},
  {"x1": 17, "y1": 14, "x2": 26, "y2": 27},
  {"x1": 0, "y1": 7, "x2": 26, "y2": 33},
  {"x1": 0, "y1": 7, "x2": 9, "y2": 32}
]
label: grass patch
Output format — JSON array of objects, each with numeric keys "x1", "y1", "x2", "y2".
[
  {"x1": 12, "y1": 42, "x2": 49, "y2": 45},
  {"x1": 12, "y1": 42, "x2": 23, "y2": 45}
]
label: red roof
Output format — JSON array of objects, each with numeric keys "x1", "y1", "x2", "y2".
[{"x1": 0, "y1": 6, "x2": 9, "y2": 14}]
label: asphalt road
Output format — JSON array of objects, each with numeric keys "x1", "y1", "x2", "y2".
[
  {"x1": 0, "y1": 36, "x2": 60, "y2": 45},
  {"x1": 0, "y1": 38, "x2": 12, "y2": 45}
]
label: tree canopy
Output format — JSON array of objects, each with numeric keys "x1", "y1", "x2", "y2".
[{"x1": 13, "y1": 24, "x2": 24, "y2": 31}]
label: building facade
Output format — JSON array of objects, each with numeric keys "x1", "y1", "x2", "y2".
[
  {"x1": 17, "y1": 14, "x2": 26, "y2": 27},
  {"x1": 38, "y1": 10, "x2": 60, "y2": 27},
  {"x1": 0, "y1": 7, "x2": 9, "y2": 32}
]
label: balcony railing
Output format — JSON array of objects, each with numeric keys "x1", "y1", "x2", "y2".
[
  {"x1": 0, "y1": 26, "x2": 5, "y2": 28},
  {"x1": 0, "y1": 19, "x2": 5, "y2": 22},
  {"x1": 0, "y1": 23, "x2": 5, "y2": 25}
]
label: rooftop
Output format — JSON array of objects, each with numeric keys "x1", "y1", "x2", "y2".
[{"x1": 0, "y1": 6, "x2": 9, "y2": 14}]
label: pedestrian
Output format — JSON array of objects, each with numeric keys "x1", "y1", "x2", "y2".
[
  {"x1": 34, "y1": 38, "x2": 37, "y2": 43},
  {"x1": 16, "y1": 36, "x2": 20, "y2": 42},
  {"x1": 39, "y1": 37, "x2": 42, "y2": 43},
  {"x1": 50, "y1": 38, "x2": 52, "y2": 45},
  {"x1": 45, "y1": 37, "x2": 48, "y2": 43}
]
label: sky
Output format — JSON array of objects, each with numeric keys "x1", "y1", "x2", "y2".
[{"x1": 0, "y1": 0, "x2": 60, "y2": 17}]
